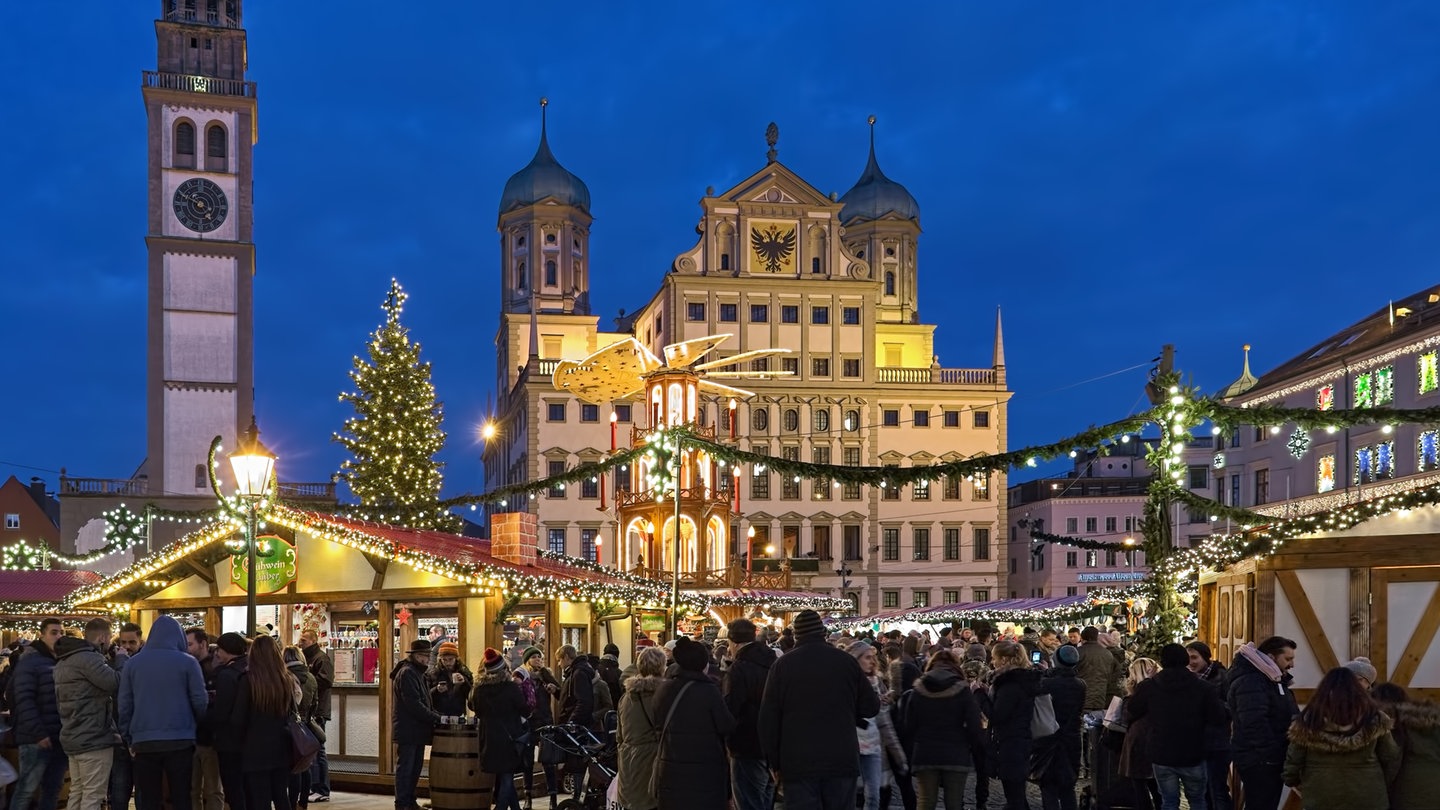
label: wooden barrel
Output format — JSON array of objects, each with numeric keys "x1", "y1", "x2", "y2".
[{"x1": 427, "y1": 724, "x2": 490, "y2": 810}]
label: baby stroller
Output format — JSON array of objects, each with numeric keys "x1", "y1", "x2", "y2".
[{"x1": 536, "y1": 715, "x2": 618, "y2": 810}]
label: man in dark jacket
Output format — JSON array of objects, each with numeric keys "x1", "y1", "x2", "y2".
[
  {"x1": 118, "y1": 616, "x2": 209, "y2": 810},
  {"x1": 206, "y1": 633, "x2": 248, "y2": 810},
  {"x1": 596, "y1": 643, "x2": 624, "y2": 705},
  {"x1": 56, "y1": 618, "x2": 122, "y2": 810},
  {"x1": 1037, "y1": 643, "x2": 1087, "y2": 809},
  {"x1": 759, "y1": 610, "x2": 880, "y2": 810},
  {"x1": 10, "y1": 617, "x2": 67, "y2": 810},
  {"x1": 652, "y1": 637, "x2": 737, "y2": 810},
  {"x1": 184, "y1": 627, "x2": 222, "y2": 810},
  {"x1": 391, "y1": 639, "x2": 441, "y2": 810},
  {"x1": 1227, "y1": 637, "x2": 1298, "y2": 810},
  {"x1": 722, "y1": 619, "x2": 776, "y2": 810},
  {"x1": 299, "y1": 629, "x2": 334, "y2": 803},
  {"x1": 556, "y1": 644, "x2": 595, "y2": 729},
  {"x1": 1128, "y1": 643, "x2": 1227, "y2": 810}
]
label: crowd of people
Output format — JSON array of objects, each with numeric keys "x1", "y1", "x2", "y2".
[
  {"x1": 2, "y1": 616, "x2": 335, "y2": 810},
  {"x1": 8, "y1": 612, "x2": 1440, "y2": 810}
]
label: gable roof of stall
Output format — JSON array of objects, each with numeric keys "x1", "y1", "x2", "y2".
[{"x1": 69, "y1": 505, "x2": 672, "y2": 608}]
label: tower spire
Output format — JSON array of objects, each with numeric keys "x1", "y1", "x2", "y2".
[
  {"x1": 765, "y1": 122, "x2": 779, "y2": 163},
  {"x1": 1219, "y1": 344, "x2": 1259, "y2": 399},
  {"x1": 993, "y1": 306, "x2": 1006, "y2": 368}
]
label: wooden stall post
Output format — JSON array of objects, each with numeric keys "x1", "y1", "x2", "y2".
[{"x1": 378, "y1": 599, "x2": 395, "y2": 776}]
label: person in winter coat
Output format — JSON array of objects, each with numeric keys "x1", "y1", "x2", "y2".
[
  {"x1": 468, "y1": 649, "x2": 531, "y2": 810},
  {"x1": 1282, "y1": 667, "x2": 1399, "y2": 810},
  {"x1": 390, "y1": 639, "x2": 441, "y2": 810},
  {"x1": 298, "y1": 629, "x2": 333, "y2": 804},
  {"x1": 283, "y1": 646, "x2": 318, "y2": 810},
  {"x1": 1186, "y1": 640, "x2": 1233, "y2": 810},
  {"x1": 989, "y1": 640, "x2": 1044, "y2": 810},
  {"x1": 1075, "y1": 626, "x2": 1121, "y2": 712},
  {"x1": 519, "y1": 647, "x2": 562, "y2": 808},
  {"x1": 1371, "y1": 682, "x2": 1440, "y2": 810},
  {"x1": 652, "y1": 637, "x2": 736, "y2": 810},
  {"x1": 1118, "y1": 657, "x2": 1160, "y2": 810},
  {"x1": 555, "y1": 644, "x2": 595, "y2": 729},
  {"x1": 902, "y1": 650, "x2": 986, "y2": 810},
  {"x1": 1033, "y1": 644, "x2": 1086, "y2": 810},
  {"x1": 1228, "y1": 636, "x2": 1299, "y2": 810},
  {"x1": 850, "y1": 641, "x2": 906, "y2": 810},
  {"x1": 207, "y1": 633, "x2": 249, "y2": 810},
  {"x1": 426, "y1": 641, "x2": 474, "y2": 717},
  {"x1": 118, "y1": 615, "x2": 209, "y2": 810},
  {"x1": 721, "y1": 619, "x2": 776, "y2": 810},
  {"x1": 960, "y1": 659, "x2": 994, "y2": 810},
  {"x1": 9, "y1": 619, "x2": 67, "y2": 810},
  {"x1": 1127, "y1": 644, "x2": 1227, "y2": 810},
  {"x1": 55, "y1": 618, "x2": 123, "y2": 810},
  {"x1": 760, "y1": 610, "x2": 880, "y2": 810},
  {"x1": 597, "y1": 643, "x2": 624, "y2": 706},
  {"x1": 615, "y1": 647, "x2": 668, "y2": 810},
  {"x1": 232, "y1": 636, "x2": 295, "y2": 810}
]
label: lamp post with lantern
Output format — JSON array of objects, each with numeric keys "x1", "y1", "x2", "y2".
[{"x1": 207, "y1": 416, "x2": 278, "y2": 637}]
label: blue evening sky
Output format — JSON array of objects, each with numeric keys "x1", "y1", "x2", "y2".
[{"x1": 2, "y1": 2, "x2": 1439, "y2": 496}]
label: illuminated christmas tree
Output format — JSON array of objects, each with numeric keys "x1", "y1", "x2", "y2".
[{"x1": 334, "y1": 280, "x2": 459, "y2": 531}]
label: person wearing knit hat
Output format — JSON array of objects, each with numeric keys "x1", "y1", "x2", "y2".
[
  {"x1": 1055, "y1": 643, "x2": 1081, "y2": 668},
  {"x1": 651, "y1": 638, "x2": 736, "y2": 809},
  {"x1": 467, "y1": 646, "x2": 529, "y2": 810},
  {"x1": 759, "y1": 609, "x2": 879, "y2": 800},
  {"x1": 596, "y1": 643, "x2": 623, "y2": 707},
  {"x1": 427, "y1": 640, "x2": 474, "y2": 717},
  {"x1": 1343, "y1": 656, "x2": 1377, "y2": 688},
  {"x1": 517, "y1": 646, "x2": 561, "y2": 807}
]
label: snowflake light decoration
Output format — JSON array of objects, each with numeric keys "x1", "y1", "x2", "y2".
[{"x1": 1288, "y1": 427, "x2": 1312, "y2": 459}]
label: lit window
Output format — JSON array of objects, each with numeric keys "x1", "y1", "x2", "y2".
[
  {"x1": 1355, "y1": 442, "x2": 1395, "y2": 484},
  {"x1": 972, "y1": 474, "x2": 991, "y2": 501},
  {"x1": 1422, "y1": 353, "x2": 1439, "y2": 395},
  {"x1": 1318, "y1": 454, "x2": 1336, "y2": 493},
  {"x1": 1376, "y1": 366, "x2": 1395, "y2": 404},
  {"x1": 1421, "y1": 431, "x2": 1440, "y2": 472},
  {"x1": 1316, "y1": 384, "x2": 1335, "y2": 411},
  {"x1": 913, "y1": 479, "x2": 930, "y2": 501},
  {"x1": 3, "y1": 514, "x2": 17, "y2": 530}
]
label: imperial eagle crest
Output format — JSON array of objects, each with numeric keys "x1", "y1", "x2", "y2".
[{"x1": 751, "y1": 224, "x2": 797, "y2": 273}]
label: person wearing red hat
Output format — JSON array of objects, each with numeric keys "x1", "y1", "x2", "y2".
[
  {"x1": 427, "y1": 641, "x2": 473, "y2": 718},
  {"x1": 468, "y1": 649, "x2": 530, "y2": 810}
]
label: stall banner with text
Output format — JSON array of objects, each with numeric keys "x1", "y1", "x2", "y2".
[{"x1": 230, "y1": 535, "x2": 298, "y2": 594}]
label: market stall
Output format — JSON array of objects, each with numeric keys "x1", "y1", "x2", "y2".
[
  {"x1": 827, "y1": 595, "x2": 1101, "y2": 635},
  {"x1": 0, "y1": 570, "x2": 107, "y2": 645},
  {"x1": 68, "y1": 507, "x2": 671, "y2": 789}
]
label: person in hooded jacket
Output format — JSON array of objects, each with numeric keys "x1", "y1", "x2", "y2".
[
  {"x1": 722, "y1": 619, "x2": 776, "y2": 810},
  {"x1": 9, "y1": 618, "x2": 66, "y2": 810},
  {"x1": 1282, "y1": 667, "x2": 1399, "y2": 810},
  {"x1": 1371, "y1": 681, "x2": 1440, "y2": 810},
  {"x1": 989, "y1": 640, "x2": 1042, "y2": 810},
  {"x1": 1126, "y1": 644, "x2": 1227, "y2": 810},
  {"x1": 1033, "y1": 644, "x2": 1086, "y2": 810},
  {"x1": 1228, "y1": 636, "x2": 1299, "y2": 810},
  {"x1": 468, "y1": 649, "x2": 531, "y2": 810},
  {"x1": 615, "y1": 647, "x2": 668, "y2": 810},
  {"x1": 206, "y1": 633, "x2": 249, "y2": 810},
  {"x1": 901, "y1": 650, "x2": 986, "y2": 810},
  {"x1": 652, "y1": 637, "x2": 736, "y2": 810},
  {"x1": 55, "y1": 618, "x2": 123, "y2": 810},
  {"x1": 283, "y1": 646, "x2": 318, "y2": 810},
  {"x1": 118, "y1": 616, "x2": 209, "y2": 810}
]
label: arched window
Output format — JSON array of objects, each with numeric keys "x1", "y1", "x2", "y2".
[
  {"x1": 174, "y1": 121, "x2": 195, "y2": 169},
  {"x1": 752, "y1": 408, "x2": 769, "y2": 432},
  {"x1": 516, "y1": 235, "x2": 526, "y2": 248},
  {"x1": 884, "y1": 271, "x2": 896, "y2": 296},
  {"x1": 720, "y1": 253, "x2": 731, "y2": 271},
  {"x1": 516, "y1": 262, "x2": 526, "y2": 290},
  {"x1": 545, "y1": 260, "x2": 558, "y2": 286},
  {"x1": 783, "y1": 409, "x2": 799, "y2": 432},
  {"x1": 194, "y1": 463, "x2": 206, "y2": 489},
  {"x1": 205, "y1": 124, "x2": 227, "y2": 172}
]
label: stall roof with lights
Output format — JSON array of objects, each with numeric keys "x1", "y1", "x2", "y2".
[
  {"x1": 698, "y1": 588, "x2": 855, "y2": 613},
  {"x1": 828, "y1": 595, "x2": 1098, "y2": 630},
  {"x1": 0, "y1": 570, "x2": 106, "y2": 629}
]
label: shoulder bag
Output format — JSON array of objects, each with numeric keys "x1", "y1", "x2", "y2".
[
  {"x1": 648, "y1": 681, "x2": 697, "y2": 797},
  {"x1": 1030, "y1": 693, "x2": 1059, "y2": 738},
  {"x1": 288, "y1": 712, "x2": 323, "y2": 774}
]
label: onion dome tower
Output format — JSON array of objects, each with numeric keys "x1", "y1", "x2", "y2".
[{"x1": 838, "y1": 116, "x2": 922, "y2": 324}]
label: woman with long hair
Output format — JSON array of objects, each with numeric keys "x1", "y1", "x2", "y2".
[
  {"x1": 989, "y1": 641, "x2": 1041, "y2": 810},
  {"x1": 233, "y1": 635, "x2": 295, "y2": 810},
  {"x1": 468, "y1": 648, "x2": 530, "y2": 810},
  {"x1": 614, "y1": 647, "x2": 667, "y2": 810},
  {"x1": 1118, "y1": 657, "x2": 1160, "y2": 810},
  {"x1": 850, "y1": 642, "x2": 907, "y2": 810},
  {"x1": 1282, "y1": 668, "x2": 1399, "y2": 810}
]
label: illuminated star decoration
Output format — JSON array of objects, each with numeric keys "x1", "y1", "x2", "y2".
[{"x1": 1287, "y1": 427, "x2": 1311, "y2": 459}]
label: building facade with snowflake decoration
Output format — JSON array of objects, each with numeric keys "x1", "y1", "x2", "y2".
[
  {"x1": 1197, "y1": 285, "x2": 1440, "y2": 696},
  {"x1": 484, "y1": 117, "x2": 1011, "y2": 614}
]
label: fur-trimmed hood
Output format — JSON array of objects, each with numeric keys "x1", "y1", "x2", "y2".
[
  {"x1": 1287, "y1": 711, "x2": 1393, "y2": 752},
  {"x1": 914, "y1": 668, "x2": 965, "y2": 699},
  {"x1": 1383, "y1": 700, "x2": 1440, "y2": 731},
  {"x1": 623, "y1": 674, "x2": 665, "y2": 697},
  {"x1": 476, "y1": 668, "x2": 512, "y2": 686}
]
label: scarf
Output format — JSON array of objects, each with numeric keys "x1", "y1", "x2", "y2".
[{"x1": 1236, "y1": 642, "x2": 1283, "y2": 683}]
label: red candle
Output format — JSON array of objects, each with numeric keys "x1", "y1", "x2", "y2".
[
  {"x1": 733, "y1": 469, "x2": 741, "y2": 513},
  {"x1": 610, "y1": 411, "x2": 618, "y2": 451},
  {"x1": 728, "y1": 399, "x2": 737, "y2": 439}
]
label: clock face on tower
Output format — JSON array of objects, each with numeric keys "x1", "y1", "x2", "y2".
[{"x1": 172, "y1": 178, "x2": 229, "y2": 233}]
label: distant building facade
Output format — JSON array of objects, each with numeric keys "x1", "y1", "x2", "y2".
[
  {"x1": 484, "y1": 119, "x2": 1012, "y2": 613},
  {"x1": 0, "y1": 476, "x2": 61, "y2": 553}
]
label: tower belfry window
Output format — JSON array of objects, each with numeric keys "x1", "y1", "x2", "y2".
[
  {"x1": 205, "y1": 125, "x2": 227, "y2": 172},
  {"x1": 884, "y1": 271, "x2": 896, "y2": 296},
  {"x1": 545, "y1": 260, "x2": 558, "y2": 286},
  {"x1": 517, "y1": 262, "x2": 526, "y2": 290},
  {"x1": 175, "y1": 121, "x2": 195, "y2": 169},
  {"x1": 720, "y1": 253, "x2": 730, "y2": 271}
]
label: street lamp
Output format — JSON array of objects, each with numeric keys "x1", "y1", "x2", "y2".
[
  {"x1": 209, "y1": 417, "x2": 277, "y2": 637},
  {"x1": 1123, "y1": 535, "x2": 1137, "y2": 581}
]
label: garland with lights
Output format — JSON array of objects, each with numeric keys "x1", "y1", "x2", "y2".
[
  {"x1": 1, "y1": 539, "x2": 50, "y2": 571},
  {"x1": 700, "y1": 591, "x2": 855, "y2": 612},
  {"x1": 334, "y1": 280, "x2": 459, "y2": 532},
  {"x1": 1207, "y1": 403, "x2": 1440, "y2": 433},
  {"x1": 1025, "y1": 530, "x2": 1129, "y2": 552}
]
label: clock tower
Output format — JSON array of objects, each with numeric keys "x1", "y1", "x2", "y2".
[{"x1": 143, "y1": 0, "x2": 256, "y2": 494}]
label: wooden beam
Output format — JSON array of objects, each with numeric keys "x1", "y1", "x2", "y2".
[
  {"x1": 1373, "y1": 568, "x2": 1392, "y2": 682},
  {"x1": 1389, "y1": 579, "x2": 1440, "y2": 687},
  {"x1": 1253, "y1": 571, "x2": 1275, "y2": 642},
  {"x1": 1275, "y1": 570, "x2": 1340, "y2": 673},
  {"x1": 131, "y1": 585, "x2": 471, "y2": 611},
  {"x1": 364, "y1": 554, "x2": 389, "y2": 591},
  {"x1": 183, "y1": 558, "x2": 215, "y2": 584},
  {"x1": 1350, "y1": 568, "x2": 1371, "y2": 662}
]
